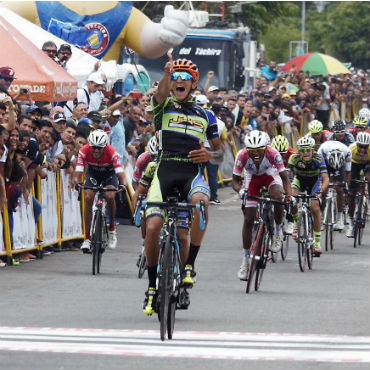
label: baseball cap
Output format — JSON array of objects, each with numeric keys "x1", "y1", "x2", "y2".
[
  {"x1": 268, "y1": 86, "x2": 277, "y2": 92},
  {"x1": 87, "y1": 72, "x2": 104, "y2": 85},
  {"x1": 78, "y1": 118, "x2": 94, "y2": 128},
  {"x1": 112, "y1": 109, "x2": 122, "y2": 116},
  {"x1": 282, "y1": 93, "x2": 290, "y2": 99},
  {"x1": 289, "y1": 90, "x2": 297, "y2": 96},
  {"x1": 88, "y1": 111, "x2": 102, "y2": 122},
  {"x1": 195, "y1": 94, "x2": 209, "y2": 105},
  {"x1": 26, "y1": 105, "x2": 41, "y2": 114},
  {"x1": 58, "y1": 43, "x2": 72, "y2": 53},
  {"x1": 0, "y1": 67, "x2": 16, "y2": 79},
  {"x1": 208, "y1": 85, "x2": 220, "y2": 92},
  {"x1": 53, "y1": 112, "x2": 66, "y2": 123}
]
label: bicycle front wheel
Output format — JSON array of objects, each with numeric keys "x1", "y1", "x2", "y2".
[
  {"x1": 91, "y1": 211, "x2": 102, "y2": 276},
  {"x1": 167, "y1": 245, "x2": 180, "y2": 340},
  {"x1": 255, "y1": 232, "x2": 270, "y2": 291},
  {"x1": 246, "y1": 224, "x2": 263, "y2": 294},
  {"x1": 307, "y1": 213, "x2": 314, "y2": 270},
  {"x1": 353, "y1": 197, "x2": 362, "y2": 248},
  {"x1": 297, "y1": 210, "x2": 308, "y2": 272},
  {"x1": 324, "y1": 197, "x2": 331, "y2": 252},
  {"x1": 159, "y1": 234, "x2": 172, "y2": 341},
  {"x1": 281, "y1": 233, "x2": 289, "y2": 261}
]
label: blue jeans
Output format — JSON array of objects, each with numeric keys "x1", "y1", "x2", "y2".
[
  {"x1": 201, "y1": 162, "x2": 219, "y2": 201},
  {"x1": 33, "y1": 196, "x2": 41, "y2": 223}
]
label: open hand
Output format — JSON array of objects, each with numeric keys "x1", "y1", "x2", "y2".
[{"x1": 188, "y1": 140, "x2": 212, "y2": 163}]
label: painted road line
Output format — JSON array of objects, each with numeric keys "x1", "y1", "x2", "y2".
[{"x1": 0, "y1": 327, "x2": 368, "y2": 363}]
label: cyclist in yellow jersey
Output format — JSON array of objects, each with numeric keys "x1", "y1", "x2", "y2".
[{"x1": 346, "y1": 132, "x2": 370, "y2": 237}]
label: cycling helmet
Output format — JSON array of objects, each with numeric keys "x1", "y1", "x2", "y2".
[
  {"x1": 88, "y1": 129, "x2": 108, "y2": 147},
  {"x1": 328, "y1": 149, "x2": 345, "y2": 170},
  {"x1": 353, "y1": 116, "x2": 368, "y2": 127},
  {"x1": 308, "y1": 120, "x2": 323, "y2": 133},
  {"x1": 297, "y1": 136, "x2": 315, "y2": 148},
  {"x1": 356, "y1": 131, "x2": 370, "y2": 145},
  {"x1": 147, "y1": 135, "x2": 158, "y2": 157},
  {"x1": 358, "y1": 107, "x2": 370, "y2": 120},
  {"x1": 244, "y1": 130, "x2": 269, "y2": 149},
  {"x1": 173, "y1": 59, "x2": 199, "y2": 84},
  {"x1": 332, "y1": 119, "x2": 346, "y2": 133},
  {"x1": 271, "y1": 135, "x2": 289, "y2": 152}
]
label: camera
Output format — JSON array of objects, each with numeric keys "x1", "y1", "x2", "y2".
[{"x1": 21, "y1": 89, "x2": 28, "y2": 94}]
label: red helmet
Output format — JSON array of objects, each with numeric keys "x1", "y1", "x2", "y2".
[{"x1": 173, "y1": 59, "x2": 199, "y2": 84}]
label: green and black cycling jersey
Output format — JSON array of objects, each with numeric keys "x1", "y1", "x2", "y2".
[
  {"x1": 287, "y1": 153, "x2": 327, "y2": 179},
  {"x1": 151, "y1": 96, "x2": 219, "y2": 160}
]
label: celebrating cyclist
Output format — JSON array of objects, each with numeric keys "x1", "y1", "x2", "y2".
[
  {"x1": 346, "y1": 116, "x2": 370, "y2": 139},
  {"x1": 327, "y1": 119, "x2": 354, "y2": 146},
  {"x1": 288, "y1": 136, "x2": 329, "y2": 255},
  {"x1": 142, "y1": 54, "x2": 223, "y2": 315},
  {"x1": 346, "y1": 132, "x2": 370, "y2": 237},
  {"x1": 232, "y1": 130, "x2": 292, "y2": 280},
  {"x1": 73, "y1": 130, "x2": 126, "y2": 252},
  {"x1": 317, "y1": 140, "x2": 352, "y2": 231},
  {"x1": 306, "y1": 119, "x2": 331, "y2": 150}
]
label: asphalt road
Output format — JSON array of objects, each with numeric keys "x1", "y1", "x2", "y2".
[{"x1": 0, "y1": 186, "x2": 369, "y2": 370}]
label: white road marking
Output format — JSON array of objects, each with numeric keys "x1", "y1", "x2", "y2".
[{"x1": 0, "y1": 327, "x2": 368, "y2": 363}]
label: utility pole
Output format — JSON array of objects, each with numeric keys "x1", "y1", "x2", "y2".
[{"x1": 301, "y1": 1, "x2": 305, "y2": 42}]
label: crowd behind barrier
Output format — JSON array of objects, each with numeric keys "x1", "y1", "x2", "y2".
[{"x1": 0, "y1": 41, "x2": 369, "y2": 265}]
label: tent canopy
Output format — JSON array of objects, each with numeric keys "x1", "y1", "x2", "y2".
[{"x1": 0, "y1": 15, "x2": 77, "y2": 102}]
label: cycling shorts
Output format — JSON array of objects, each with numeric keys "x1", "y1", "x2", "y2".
[
  {"x1": 243, "y1": 173, "x2": 283, "y2": 208},
  {"x1": 146, "y1": 160, "x2": 209, "y2": 219},
  {"x1": 84, "y1": 169, "x2": 118, "y2": 188},
  {"x1": 350, "y1": 162, "x2": 370, "y2": 189},
  {"x1": 291, "y1": 175, "x2": 320, "y2": 195},
  {"x1": 326, "y1": 165, "x2": 345, "y2": 183}
]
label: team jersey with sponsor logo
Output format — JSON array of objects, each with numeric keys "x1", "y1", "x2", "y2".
[
  {"x1": 76, "y1": 144, "x2": 123, "y2": 174},
  {"x1": 132, "y1": 151, "x2": 152, "y2": 183},
  {"x1": 287, "y1": 153, "x2": 327, "y2": 178},
  {"x1": 233, "y1": 145, "x2": 286, "y2": 177},
  {"x1": 151, "y1": 96, "x2": 219, "y2": 160},
  {"x1": 317, "y1": 140, "x2": 352, "y2": 172}
]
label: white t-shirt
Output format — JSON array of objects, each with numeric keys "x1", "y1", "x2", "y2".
[
  {"x1": 0, "y1": 145, "x2": 8, "y2": 162},
  {"x1": 77, "y1": 88, "x2": 103, "y2": 112}
]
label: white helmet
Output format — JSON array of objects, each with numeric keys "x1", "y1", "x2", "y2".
[
  {"x1": 328, "y1": 149, "x2": 345, "y2": 170},
  {"x1": 358, "y1": 108, "x2": 370, "y2": 120},
  {"x1": 297, "y1": 136, "x2": 315, "y2": 148},
  {"x1": 147, "y1": 135, "x2": 158, "y2": 157},
  {"x1": 244, "y1": 130, "x2": 269, "y2": 149},
  {"x1": 356, "y1": 131, "x2": 370, "y2": 145},
  {"x1": 88, "y1": 129, "x2": 108, "y2": 147}
]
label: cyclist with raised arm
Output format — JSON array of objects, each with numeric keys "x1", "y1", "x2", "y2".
[
  {"x1": 317, "y1": 140, "x2": 352, "y2": 231},
  {"x1": 72, "y1": 130, "x2": 126, "y2": 252},
  {"x1": 232, "y1": 130, "x2": 292, "y2": 280},
  {"x1": 346, "y1": 132, "x2": 370, "y2": 237},
  {"x1": 306, "y1": 119, "x2": 331, "y2": 150},
  {"x1": 288, "y1": 136, "x2": 329, "y2": 255},
  {"x1": 327, "y1": 119, "x2": 354, "y2": 146},
  {"x1": 142, "y1": 54, "x2": 223, "y2": 315},
  {"x1": 347, "y1": 116, "x2": 370, "y2": 140}
]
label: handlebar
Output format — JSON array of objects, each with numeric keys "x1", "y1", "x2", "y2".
[{"x1": 133, "y1": 196, "x2": 206, "y2": 230}]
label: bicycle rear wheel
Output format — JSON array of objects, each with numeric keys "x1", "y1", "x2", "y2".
[
  {"x1": 246, "y1": 224, "x2": 263, "y2": 294},
  {"x1": 353, "y1": 197, "x2": 361, "y2": 248},
  {"x1": 358, "y1": 196, "x2": 367, "y2": 246},
  {"x1": 255, "y1": 232, "x2": 270, "y2": 291},
  {"x1": 91, "y1": 211, "x2": 102, "y2": 276},
  {"x1": 159, "y1": 234, "x2": 172, "y2": 341},
  {"x1": 297, "y1": 210, "x2": 308, "y2": 272}
]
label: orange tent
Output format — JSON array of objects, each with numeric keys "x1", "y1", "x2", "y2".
[{"x1": 0, "y1": 15, "x2": 77, "y2": 102}]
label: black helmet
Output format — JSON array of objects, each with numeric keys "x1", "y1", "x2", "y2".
[{"x1": 332, "y1": 119, "x2": 346, "y2": 133}]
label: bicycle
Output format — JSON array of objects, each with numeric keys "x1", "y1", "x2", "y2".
[
  {"x1": 295, "y1": 192, "x2": 318, "y2": 272},
  {"x1": 81, "y1": 185, "x2": 118, "y2": 275},
  {"x1": 242, "y1": 192, "x2": 286, "y2": 294},
  {"x1": 323, "y1": 183, "x2": 337, "y2": 252},
  {"x1": 134, "y1": 195, "x2": 205, "y2": 341},
  {"x1": 281, "y1": 207, "x2": 293, "y2": 261},
  {"x1": 352, "y1": 179, "x2": 369, "y2": 248},
  {"x1": 132, "y1": 202, "x2": 147, "y2": 279}
]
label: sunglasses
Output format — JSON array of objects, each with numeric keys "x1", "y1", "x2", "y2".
[
  {"x1": 170, "y1": 72, "x2": 193, "y2": 81},
  {"x1": 91, "y1": 146, "x2": 104, "y2": 151},
  {"x1": 298, "y1": 148, "x2": 312, "y2": 153},
  {"x1": 358, "y1": 144, "x2": 369, "y2": 149},
  {"x1": 247, "y1": 146, "x2": 266, "y2": 153},
  {"x1": 43, "y1": 49, "x2": 57, "y2": 54},
  {"x1": 0, "y1": 76, "x2": 13, "y2": 82}
]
